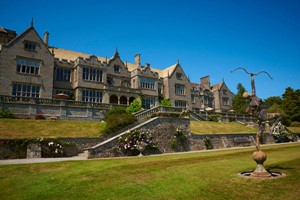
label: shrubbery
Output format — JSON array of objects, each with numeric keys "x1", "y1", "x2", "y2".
[
  {"x1": 35, "y1": 114, "x2": 46, "y2": 120},
  {"x1": 290, "y1": 121, "x2": 300, "y2": 127},
  {"x1": 104, "y1": 107, "x2": 137, "y2": 134},
  {"x1": 126, "y1": 99, "x2": 142, "y2": 114},
  {"x1": 0, "y1": 108, "x2": 15, "y2": 118},
  {"x1": 39, "y1": 138, "x2": 77, "y2": 157},
  {"x1": 0, "y1": 138, "x2": 77, "y2": 159},
  {"x1": 160, "y1": 98, "x2": 172, "y2": 107},
  {"x1": 170, "y1": 128, "x2": 188, "y2": 151},
  {"x1": 271, "y1": 122, "x2": 295, "y2": 143},
  {"x1": 117, "y1": 129, "x2": 158, "y2": 156},
  {"x1": 204, "y1": 137, "x2": 213, "y2": 149}
]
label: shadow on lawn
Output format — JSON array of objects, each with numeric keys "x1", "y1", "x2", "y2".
[{"x1": 268, "y1": 165, "x2": 295, "y2": 170}]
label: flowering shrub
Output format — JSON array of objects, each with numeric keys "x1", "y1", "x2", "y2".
[
  {"x1": 271, "y1": 122, "x2": 295, "y2": 143},
  {"x1": 35, "y1": 114, "x2": 46, "y2": 120},
  {"x1": 170, "y1": 128, "x2": 189, "y2": 151},
  {"x1": 37, "y1": 138, "x2": 77, "y2": 157},
  {"x1": 118, "y1": 129, "x2": 158, "y2": 156}
]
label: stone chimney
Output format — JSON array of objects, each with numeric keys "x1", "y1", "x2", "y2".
[
  {"x1": 200, "y1": 76, "x2": 210, "y2": 88},
  {"x1": 44, "y1": 31, "x2": 49, "y2": 46},
  {"x1": 134, "y1": 54, "x2": 141, "y2": 68}
]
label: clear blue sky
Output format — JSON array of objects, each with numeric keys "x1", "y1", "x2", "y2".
[{"x1": 1, "y1": 0, "x2": 299, "y2": 100}]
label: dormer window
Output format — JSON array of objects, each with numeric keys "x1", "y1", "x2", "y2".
[
  {"x1": 24, "y1": 41, "x2": 37, "y2": 51},
  {"x1": 176, "y1": 73, "x2": 183, "y2": 80},
  {"x1": 114, "y1": 65, "x2": 120, "y2": 73}
]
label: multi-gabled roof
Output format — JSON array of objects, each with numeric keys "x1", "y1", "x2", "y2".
[
  {"x1": 1, "y1": 25, "x2": 53, "y2": 55},
  {"x1": 48, "y1": 46, "x2": 184, "y2": 81}
]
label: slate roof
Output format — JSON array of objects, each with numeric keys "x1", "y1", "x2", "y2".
[
  {"x1": 48, "y1": 47, "x2": 180, "y2": 79},
  {"x1": 211, "y1": 82, "x2": 224, "y2": 91}
]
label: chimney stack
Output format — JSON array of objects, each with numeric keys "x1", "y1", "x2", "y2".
[
  {"x1": 134, "y1": 54, "x2": 141, "y2": 68},
  {"x1": 44, "y1": 31, "x2": 49, "y2": 46}
]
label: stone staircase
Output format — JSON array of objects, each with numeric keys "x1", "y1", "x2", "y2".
[{"x1": 84, "y1": 117, "x2": 160, "y2": 158}]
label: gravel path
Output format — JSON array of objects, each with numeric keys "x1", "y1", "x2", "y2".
[
  {"x1": 0, "y1": 142, "x2": 298, "y2": 165},
  {"x1": 0, "y1": 153, "x2": 87, "y2": 165}
]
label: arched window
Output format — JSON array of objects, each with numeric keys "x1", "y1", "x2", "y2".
[
  {"x1": 120, "y1": 96, "x2": 127, "y2": 105},
  {"x1": 110, "y1": 95, "x2": 118, "y2": 104}
]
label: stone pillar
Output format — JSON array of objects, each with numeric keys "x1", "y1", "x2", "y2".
[{"x1": 27, "y1": 143, "x2": 41, "y2": 158}]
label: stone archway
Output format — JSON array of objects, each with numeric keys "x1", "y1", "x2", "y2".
[
  {"x1": 110, "y1": 95, "x2": 118, "y2": 104},
  {"x1": 120, "y1": 96, "x2": 127, "y2": 105}
]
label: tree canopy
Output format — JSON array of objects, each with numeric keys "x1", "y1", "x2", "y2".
[
  {"x1": 159, "y1": 98, "x2": 172, "y2": 107},
  {"x1": 262, "y1": 87, "x2": 300, "y2": 126},
  {"x1": 282, "y1": 87, "x2": 300, "y2": 124},
  {"x1": 232, "y1": 83, "x2": 248, "y2": 114}
]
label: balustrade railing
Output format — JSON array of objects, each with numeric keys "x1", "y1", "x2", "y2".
[
  {"x1": 135, "y1": 105, "x2": 256, "y2": 122},
  {"x1": 0, "y1": 95, "x2": 255, "y2": 122},
  {"x1": 0, "y1": 95, "x2": 124, "y2": 109}
]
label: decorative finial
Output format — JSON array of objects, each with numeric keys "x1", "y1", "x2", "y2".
[
  {"x1": 177, "y1": 58, "x2": 180, "y2": 64},
  {"x1": 114, "y1": 48, "x2": 119, "y2": 57},
  {"x1": 31, "y1": 18, "x2": 34, "y2": 27}
]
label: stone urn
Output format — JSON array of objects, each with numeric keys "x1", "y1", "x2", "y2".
[
  {"x1": 251, "y1": 150, "x2": 271, "y2": 178},
  {"x1": 138, "y1": 141, "x2": 147, "y2": 156}
]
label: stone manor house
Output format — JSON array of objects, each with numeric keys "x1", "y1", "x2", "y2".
[{"x1": 0, "y1": 24, "x2": 232, "y2": 113}]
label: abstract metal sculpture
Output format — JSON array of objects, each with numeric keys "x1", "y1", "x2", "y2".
[{"x1": 231, "y1": 67, "x2": 282, "y2": 177}]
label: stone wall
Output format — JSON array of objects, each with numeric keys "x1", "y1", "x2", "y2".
[
  {"x1": 0, "y1": 101, "x2": 106, "y2": 121},
  {"x1": 87, "y1": 117, "x2": 190, "y2": 158},
  {"x1": 0, "y1": 138, "x2": 104, "y2": 159},
  {"x1": 86, "y1": 117, "x2": 279, "y2": 158},
  {"x1": 190, "y1": 133, "x2": 275, "y2": 151}
]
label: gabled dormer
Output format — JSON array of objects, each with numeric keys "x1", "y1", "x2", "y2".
[
  {"x1": 0, "y1": 24, "x2": 54, "y2": 98},
  {"x1": 106, "y1": 49, "x2": 131, "y2": 87}
]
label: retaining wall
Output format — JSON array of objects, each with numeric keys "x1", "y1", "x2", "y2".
[{"x1": 1, "y1": 101, "x2": 106, "y2": 121}]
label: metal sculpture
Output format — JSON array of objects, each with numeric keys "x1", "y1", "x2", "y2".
[{"x1": 231, "y1": 67, "x2": 282, "y2": 177}]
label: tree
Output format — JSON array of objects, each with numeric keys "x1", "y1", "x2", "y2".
[
  {"x1": 282, "y1": 87, "x2": 300, "y2": 125},
  {"x1": 232, "y1": 83, "x2": 248, "y2": 114},
  {"x1": 126, "y1": 99, "x2": 142, "y2": 114},
  {"x1": 264, "y1": 96, "x2": 283, "y2": 107},
  {"x1": 264, "y1": 96, "x2": 284, "y2": 114},
  {"x1": 159, "y1": 98, "x2": 172, "y2": 107}
]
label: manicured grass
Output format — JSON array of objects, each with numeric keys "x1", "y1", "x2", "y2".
[
  {"x1": 0, "y1": 142, "x2": 299, "y2": 200},
  {"x1": 0, "y1": 119, "x2": 106, "y2": 138},
  {"x1": 288, "y1": 126, "x2": 300, "y2": 133},
  {"x1": 191, "y1": 121, "x2": 256, "y2": 134},
  {"x1": 0, "y1": 119, "x2": 258, "y2": 139}
]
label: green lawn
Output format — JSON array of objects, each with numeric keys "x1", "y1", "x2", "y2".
[
  {"x1": 0, "y1": 119, "x2": 296, "y2": 139},
  {"x1": 0, "y1": 142, "x2": 299, "y2": 200},
  {"x1": 191, "y1": 121, "x2": 256, "y2": 134},
  {"x1": 288, "y1": 126, "x2": 300, "y2": 133},
  {"x1": 0, "y1": 119, "x2": 106, "y2": 138}
]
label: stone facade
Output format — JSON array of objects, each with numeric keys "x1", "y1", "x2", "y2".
[
  {"x1": 0, "y1": 26, "x2": 54, "y2": 99},
  {"x1": 0, "y1": 24, "x2": 232, "y2": 112}
]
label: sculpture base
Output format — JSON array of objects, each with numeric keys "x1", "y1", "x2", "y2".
[
  {"x1": 238, "y1": 150, "x2": 286, "y2": 179},
  {"x1": 251, "y1": 150, "x2": 271, "y2": 177},
  {"x1": 250, "y1": 164, "x2": 272, "y2": 178}
]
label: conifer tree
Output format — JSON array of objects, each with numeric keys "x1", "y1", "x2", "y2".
[{"x1": 232, "y1": 83, "x2": 248, "y2": 114}]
